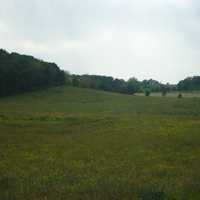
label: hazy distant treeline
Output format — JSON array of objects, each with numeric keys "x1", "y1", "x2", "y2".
[
  {"x1": 68, "y1": 74, "x2": 200, "y2": 94},
  {"x1": 0, "y1": 49, "x2": 199, "y2": 97},
  {"x1": 66, "y1": 74, "x2": 177, "y2": 94},
  {"x1": 0, "y1": 49, "x2": 65, "y2": 96}
]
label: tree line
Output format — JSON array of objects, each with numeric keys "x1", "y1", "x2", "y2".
[
  {"x1": 66, "y1": 74, "x2": 177, "y2": 95},
  {"x1": 0, "y1": 49, "x2": 65, "y2": 96},
  {"x1": 0, "y1": 49, "x2": 199, "y2": 97},
  {"x1": 66, "y1": 74, "x2": 200, "y2": 95},
  {"x1": 178, "y1": 76, "x2": 200, "y2": 91}
]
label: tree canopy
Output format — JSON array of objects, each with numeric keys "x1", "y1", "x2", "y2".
[
  {"x1": 178, "y1": 76, "x2": 200, "y2": 91},
  {"x1": 0, "y1": 49, "x2": 65, "y2": 96},
  {"x1": 0, "y1": 49, "x2": 199, "y2": 97}
]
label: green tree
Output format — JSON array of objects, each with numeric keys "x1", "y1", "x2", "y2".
[
  {"x1": 72, "y1": 76, "x2": 80, "y2": 87},
  {"x1": 127, "y1": 77, "x2": 141, "y2": 94}
]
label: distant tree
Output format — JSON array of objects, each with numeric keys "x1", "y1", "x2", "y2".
[
  {"x1": 79, "y1": 75, "x2": 94, "y2": 88},
  {"x1": 112, "y1": 78, "x2": 127, "y2": 93},
  {"x1": 141, "y1": 79, "x2": 162, "y2": 92},
  {"x1": 64, "y1": 71, "x2": 72, "y2": 85},
  {"x1": 178, "y1": 76, "x2": 200, "y2": 91},
  {"x1": 72, "y1": 76, "x2": 80, "y2": 87},
  {"x1": 127, "y1": 77, "x2": 141, "y2": 94},
  {"x1": 55, "y1": 70, "x2": 66, "y2": 86}
]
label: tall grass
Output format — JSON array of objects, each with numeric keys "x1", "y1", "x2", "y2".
[{"x1": 0, "y1": 86, "x2": 200, "y2": 199}]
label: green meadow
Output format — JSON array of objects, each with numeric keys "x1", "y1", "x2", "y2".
[{"x1": 1, "y1": 86, "x2": 200, "y2": 200}]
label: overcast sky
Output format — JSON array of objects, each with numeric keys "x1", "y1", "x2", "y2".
[{"x1": 0, "y1": 0, "x2": 199, "y2": 83}]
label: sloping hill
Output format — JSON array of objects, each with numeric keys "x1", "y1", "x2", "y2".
[
  {"x1": 1, "y1": 86, "x2": 200, "y2": 200},
  {"x1": 0, "y1": 85, "x2": 200, "y2": 116}
]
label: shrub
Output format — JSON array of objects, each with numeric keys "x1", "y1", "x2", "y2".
[
  {"x1": 178, "y1": 93, "x2": 182, "y2": 98},
  {"x1": 145, "y1": 90, "x2": 151, "y2": 97}
]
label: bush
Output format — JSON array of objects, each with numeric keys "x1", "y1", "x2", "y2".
[
  {"x1": 178, "y1": 93, "x2": 182, "y2": 98},
  {"x1": 145, "y1": 90, "x2": 151, "y2": 97}
]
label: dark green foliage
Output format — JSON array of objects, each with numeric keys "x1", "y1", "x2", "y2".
[
  {"x1": 1, "y1": 49, "x2": 199, "y2": 97},
  {"x1": 178, "y1": 76, "x2": 200, "y2": 91},
  {"x1": 0, "y1": 49, "x2": 65, "y2": 96},
  {"x1": 72, "y1": 75, "x2": 80, "y2": 87},
  {"x1": 141, "y1": 79, "x2": 162, "y2": 92},
  {"x1": 64, "y1": 71, "x2": 72, "y2": 85},
  {"x1": 127, "y1": 77, "x2": 141, "y2": 94},
  {"x1": 178, "y1": 93, "x2": 183, "y2": 98},
  {"x1": 70, "y1": 75, "x2": 177, "y2": 95},
  {"x1": 71, "y1": 75, "x2": 141, "y2": 95},
  {"x1": 145, "y1": 90, "x2": 151, "y2": 96},
  {"x1": 73, "y1": 74, "x2": 128, "y2": 94}
]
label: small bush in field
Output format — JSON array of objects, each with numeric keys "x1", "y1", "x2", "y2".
[
  {"x1": 145, "y1": 90, "x2": 151, "y2": 97},
  {"x1": 178, "y1": 93, "x2": 183, "y2": 98}
]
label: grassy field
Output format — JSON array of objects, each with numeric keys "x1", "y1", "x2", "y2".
[{"x1": 1, "y1": 86, "x2": 200, "y2": 200}]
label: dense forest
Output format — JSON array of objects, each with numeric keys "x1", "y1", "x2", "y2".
[
  {"x1": 178, "y1": 76, "x2": 200, "y2": 91},
  {"x1": 0, "y1": 49, "x2": 65, "y2": 96},
  {"x1": 0, "y1": 49, "x2": 199, "y2": 97}
]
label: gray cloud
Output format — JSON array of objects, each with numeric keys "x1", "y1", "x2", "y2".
[{"x1": 0, "y1": 0, "x2": 199, "y2": 83}]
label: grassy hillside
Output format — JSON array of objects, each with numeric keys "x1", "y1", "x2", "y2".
[{"x1": 1, "y1": 86, "x2": 200, "y2": 199}]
